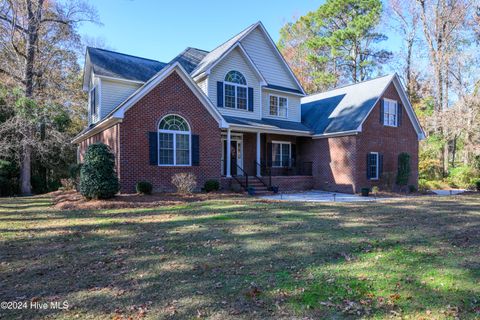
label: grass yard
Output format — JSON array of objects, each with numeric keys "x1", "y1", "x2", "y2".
[{"x1": 0, "y1": 194, "x2": 479, "y2": 319}]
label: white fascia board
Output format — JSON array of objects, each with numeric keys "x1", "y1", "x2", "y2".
[
  {"x1": 97, "y1": 75, "x2": 145, "y2": 85},
  {"x1": 254, "y1": 22, "x2": 307, "y2": 96},
  {"x1": 203, "y1": 42, "x2": 268, "y2": 86},
  {"x1": 227, "y1": 124, "x2": 312, "y2": 136},
  {"x1": 262, "y1": 86, "x2": 305, "y2": 97},
  {"x1": 71, "y1": 116, "x2": 122, "y2": 144},
  {"x1": 112, "y1": 62, "x2": 225, "y2": 128},
  {"x1": 82, "y1": 52, "x2": 92, "y2": 91},
  {"x1": 312, "y1": 130, "x2": 359, "y2": 139}
]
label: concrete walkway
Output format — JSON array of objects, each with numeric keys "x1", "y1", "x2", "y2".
[
  {"x1": 261, "y1": 190, "x2": 376, "y2": 202},
  {"x1": 431, "y1": 189, "x2": 466, "y2": 196},
  {"x1": 261, "y1": 189, "x2": 467, "y2": 203}
]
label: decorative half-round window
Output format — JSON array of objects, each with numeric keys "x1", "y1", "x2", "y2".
[
  {"x1": 224, "y1": 71, "x2": 248, "y2": 110},
  {"x1": 158, "y1": 115, "x2": 191, "y2": 166}
]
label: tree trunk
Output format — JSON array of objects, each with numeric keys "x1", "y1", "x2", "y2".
[
  {"x1": 451, "y1": 135, "x2": 457, "y2": 168},
  {"x1": 20, "y1": 144, "x2": 32, "y2": 195},
  {"x1": 19, "y1": 0, "x2": 44, "y2": 195}
]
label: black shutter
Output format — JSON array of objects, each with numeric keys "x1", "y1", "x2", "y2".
[
  {"x1": 217, "y1": 82, "x2": 223, "y2": 107},
  {"x1": 366, "y1": 153, "x2": 371, "y2": 179},
  {"x1": 248, "y1": 87, "x2": 254, "y2": 112},
  {"x1": 291, "y1": 144, "x2": 296, "y2": 167},
  {"x1": 380, "y1": 99, "x2": 384, "y2": 124},
  {"x1": 267, "y1": 142, "x2": 272, "y2": 167},
  {"x1": 192, "y1": 134, "x2": 199, "y2": 166},
  {"x1": 148, "y1": 132, "x2": 158, "y2": 165},
  {"x1": 397, "y1": 103, "x2": 402, "y2": 127},
  {"x1": 379, "y1": 154, "x2": 384, "y2": 178}
]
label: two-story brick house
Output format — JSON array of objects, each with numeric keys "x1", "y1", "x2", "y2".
[{"x1": 73, "y1": 21, "x2": 425, "y2": 194}]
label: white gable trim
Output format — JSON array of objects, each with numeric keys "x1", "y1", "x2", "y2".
[
  {"x1": 194, "y1": 42, "x2": 267, "y2": 86},
  {"x1": 111, "y1": 62, "x2": 226, "y2": 127},
  {"x1": 73, "y1": 62, "x2": 228, "y2": 143},
  {"x1": 355, "y1": 74, "x2": 425, "y2": 140},
  {"x1": 253, "y1": 22, "x2": 306, "y2": 96}
]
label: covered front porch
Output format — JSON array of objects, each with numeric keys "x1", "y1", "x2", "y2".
[{"x1": 220, "y1": 127, "x2": 313, "y2": 191}]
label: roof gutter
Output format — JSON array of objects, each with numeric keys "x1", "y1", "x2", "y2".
[
  {"x1": 227, "y1": 124, "x2": 312, "y2": 136},
  {"x1": 312, "y1": 130, "x2": 359, "y2": 139},
  {"x1": 71, "y1": 116, "x2": 122, "y2": 144}
]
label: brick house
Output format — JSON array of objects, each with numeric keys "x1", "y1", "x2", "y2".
[{"x1": 73, "y1": 21, "x2": 425, "y2": 194}]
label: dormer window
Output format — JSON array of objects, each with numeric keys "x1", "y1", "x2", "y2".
[
  {"x1": 224, "y1": 71, "x2": 247, "y2": 110},
  {"x1": 90, "y1": 86, "x2": 98, "y2": 118}
]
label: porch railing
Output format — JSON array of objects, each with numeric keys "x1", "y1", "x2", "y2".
[{"x1": 258, "y1": 160, "x2": 312, "y2": 177}]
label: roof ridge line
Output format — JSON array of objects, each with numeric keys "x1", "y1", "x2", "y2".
[
  {"x1": 87, "y1": 46, "x2": 165, "y2": 64},
  {"x1": 306, "y1": 74, "x2": 395, "y2": 98}
]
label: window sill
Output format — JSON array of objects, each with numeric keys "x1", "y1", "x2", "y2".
[
  {"x1": 224, "y1": 106, "x2": 253, "y2": 112},
  {"x1": 158, "y1": 165, "x2": 192, "y2": 167}
]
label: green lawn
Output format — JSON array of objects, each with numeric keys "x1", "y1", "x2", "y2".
[{"x1": 0, "y1": 194, "x2": 479, "y2": 319}]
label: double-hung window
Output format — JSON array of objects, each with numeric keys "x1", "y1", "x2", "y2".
[
  {"x1": 158, "y1": 115, "x2": 191, "y2": 166},
  {"x1": 269, "y1": 95, "x2": 287, "y2": 117},
  {"x1": 272, "y1": 141, "x2": 291, "y2": 167},
  {"x1": 383, "y1": 99, "x2": 398, "y2": 127},
  {"x1": 224, "y1": 71, "x2": 248, "y2": 110},
  {"x1": 367, "y1": 152, "x2": 379, "y2": 180}
]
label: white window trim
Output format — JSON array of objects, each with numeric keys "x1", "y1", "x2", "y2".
[
  {"x1": 271, "y1": 140, "x2": 291, "y2": 168},
  {"x1": 157, "y1": 115, "x2": 192, "y2": 167},
  {"x1": 89, "y1": 85, "x2": 98, "y2": 116},
  {"x1": 369, "y1": 152, "x2": 379, "y2": 180},
  {"x1": 383, "y1": 98, "x2": 398, "y2": 127},
  {"x1": 268, "y1": 94, "x2": 288, "y2": 118},
  {"x1": 223, "y1": 71, "x2": 249, "y2": 111}
]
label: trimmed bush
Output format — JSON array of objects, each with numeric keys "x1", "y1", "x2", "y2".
[
  {"x1": 396, "y1": 153, "x2": 411, "y2": 186},
  {"x1": 204, "y1": 179, "x2": 220, "y2": 192},
  {"x1": 171, "y1": 173, "x2": 197, "y2": 193},
  {"x1": 361, "y1": 188, "x2": 370, "y2": 196},
  {"x1": 475, "y1": 179, "x2": 480, "y2": 192},
  {"x1": 136, "y1": 181, "x2": 153, "y2": 195},
  {"x1": 80, "y1": 143, "x2": 119, "y2": 199}
]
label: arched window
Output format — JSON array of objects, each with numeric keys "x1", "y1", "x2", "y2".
[
  {"x1": 224, "y1": 70, "x2": 247, "y2": 110},
  {"x1": 158, "y1": 115, "x2": 191, "y2": 166}
]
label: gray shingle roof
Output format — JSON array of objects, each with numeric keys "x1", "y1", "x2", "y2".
[
  {"x1": 301, "y1": 74, "x2": 395, "y2": 135},
  {"x1": 87, "y1": 47, "x2": 167, "y2": 82},
  {"x1": 223, "y1": 116, "x2": 311, "y2": 132},
  {"x1": 169, "y1": 47, "x2": 209, "y2": 74}
]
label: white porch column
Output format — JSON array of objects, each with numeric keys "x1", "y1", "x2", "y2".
[
  {"x1": 226, "y1": 128, "x2": 231, "y2": 177},
  {"x1": 256, "y1": 132, "x2": 261, "y2": 177}
]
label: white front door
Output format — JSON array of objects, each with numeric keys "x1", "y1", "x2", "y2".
[{"x1": 221, "y1": 137, "x2": 243, "y2": 176}]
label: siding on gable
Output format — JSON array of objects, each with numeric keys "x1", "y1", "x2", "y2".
[
  {"x1": 241, "y1": 27, "x2": 299, "y2": 91},
  {"x1": 197, "y1": 76, "x2": 208, "y2": 95},
  {"x1": 100, "y1": 79, "x2": 142, "y2": 119},
  {"x1": 207, "y1": 47, "x2": 262, "y2": 120},
  {"x1": 261, "y1": 89, "x2": 301, "y2": 122}
]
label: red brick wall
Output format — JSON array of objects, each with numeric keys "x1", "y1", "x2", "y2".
[
  {"x1": 355, "y1": 83, "x2": 419, "y2": 191},
  {"x1": 270, "y1": 176, "x2": 314, "y2": 190},
  {"x1": 78, "y1": 124, "x2": 121, "y2": 175},
  {"x1": 118, "y1": 71, "x2": 222, "y2": 192},
  {"x1": 298, "y1": 82, "x2": 419, "y2": 193}
]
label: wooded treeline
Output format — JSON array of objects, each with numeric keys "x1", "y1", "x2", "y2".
[
  {"x1": 0, "y1": 0, "x2": 96, "y2": 195},
  {"x1": 279, "y1": 0, "x2": 480, "y2": 189}
]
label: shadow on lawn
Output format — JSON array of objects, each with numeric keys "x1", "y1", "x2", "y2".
[{"x1": 0, "y1": 195, "x2": 479, "y2": 319}]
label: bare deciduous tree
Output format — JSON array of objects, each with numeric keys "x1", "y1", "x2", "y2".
[{"x1": 0, "y1": 0, "x2": 97, "y2": 194}]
